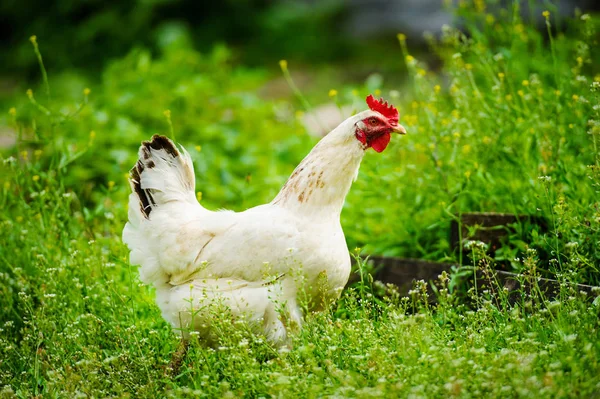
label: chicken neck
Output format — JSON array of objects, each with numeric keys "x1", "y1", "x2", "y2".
[{"x1": 271, "y1": 124, "x2": 365, "y2": 221}]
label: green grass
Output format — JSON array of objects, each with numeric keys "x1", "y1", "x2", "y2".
[{"x1": 1, "y1": 2, "x2": 600, "y2": 397}]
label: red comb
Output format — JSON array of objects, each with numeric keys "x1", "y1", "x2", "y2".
[{"x1": 366, "y1": 95, "x2": 399, "y2": 126}]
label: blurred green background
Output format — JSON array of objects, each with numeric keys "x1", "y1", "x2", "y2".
[{"x1": 1, "y1": 0, "x2": 599, "y2": 283}]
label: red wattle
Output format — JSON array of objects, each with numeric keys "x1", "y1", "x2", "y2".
[
  {"x1": 355, "y1": 130, "x2": 367, "y2": 144},
  {"x1": 371, "y1": 132, "x2": 391, "y2": 153}
]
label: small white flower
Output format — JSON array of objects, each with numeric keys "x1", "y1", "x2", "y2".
[
  {"x1": 565, "y1": 242, "x2": 578, "y2": 249},
  {"x1": 563, "y1": 334, "x2": 577, "y2": 343}
]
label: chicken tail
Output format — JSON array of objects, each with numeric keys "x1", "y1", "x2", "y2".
[
  {"x1": 124, "y1": 135, "x2": 204, "y2": 286},
  {"x1": 129, "y1": 135, "x2": 196, "y2": 218}
]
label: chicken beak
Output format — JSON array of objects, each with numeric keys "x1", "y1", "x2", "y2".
[{"x1": 393, "y1": 124, "x2": 407, "y2": 135}]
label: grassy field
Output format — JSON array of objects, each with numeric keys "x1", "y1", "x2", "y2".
[{"x1": 1, "y1": 2, "x2": 600, "y2": 397}]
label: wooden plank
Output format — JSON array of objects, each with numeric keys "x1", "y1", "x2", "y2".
[
  {"x1": 450, "y1": 212, "x2": 547, "y2": 253},
  {"x1": 481, "y1": 269, "x2": 597, "y2": 300},
  {"x1": 348, "y1": 256, "x2": 598, "y2": 303},
  {"x1": 369, "y1": 256, "x2": 453, "y2": 294},
  {"x1": 347, "y1": 257, "x2": 455, "y2": 300}
]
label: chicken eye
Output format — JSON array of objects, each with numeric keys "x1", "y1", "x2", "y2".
[{"x1": 369, "y1": 118, "x2": 378, "y2": 125}]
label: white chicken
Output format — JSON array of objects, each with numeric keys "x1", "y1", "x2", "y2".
[{"x1": 123, "y1": 95, "x2": 405, "y2": 346}]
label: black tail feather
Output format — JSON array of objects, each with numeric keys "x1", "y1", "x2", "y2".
[{"x1": 130, "y1": 135, "x2": 180, "y2": 218}]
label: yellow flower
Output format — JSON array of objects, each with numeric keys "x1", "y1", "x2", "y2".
[
  {"x1": 83, "y1": 88, "x2": 91, "y2": 96},
  {"x1": 26, "y1": 89, "x2": 33, "y2": 100},
  {"x1": 21, "y1": 150, "x2": 28, "y2": 160},
  {"x1": 522, "y1": 80, "x2": 529, "y2": 86},
  {"x1": 465, "y1": 63, "x2": 473, "y2": 70},
  {"x1": 279, "y1": 60, "x2": 288, "y2": 71},
  {"x1": 195, "y1": 145, "x2": 202, "y2": 152},
  {"x1": 397, "y1": 33, "x2": 406, "y2": 43},
  {"x1": 3, "y1": 181, "x2": 10, "y2": 190},
  {"x1": 16, "y1": 216, "x2": 23, "y2": 223},
  {"x1": 554, "y1": 90, "x2": 561, "y2": 96},
  {"x1": 461, "y1": 144, "x2": 471, "y2": 154},
  {"x1": 434, "y1": 85, "x2": 441, "y2": 94},
  {"x1": 576, "y1": 57, "x2": 583, "y2": 66},
  {"x1": 498, "y1": 72, "x2": 505, "y2": 80},
  {"x1": 328, "y1": 89, "x2": 338, "y2": 97},
  {"x1": 505, "y1": 94, "x2": 513, "y2": 101},
  {"x1": 405, "y1": 55, "x2": 415, "y2": 64},
  {"x1": 32, "y1": 175, "x2": 40, "y2": 182},
  {"x1": 196, "y1": 192, "x2": 203, "y2": 202},
  {"x1": 374, "y1": 89, "x2": 381, "y2": 96},
  {"x1": 465, "y1": 170, "x2": 471, "y2": 179},
  {"x1": 453, "y1": 131, "x2": 460, "y2": 139},
  {"x1": 572, "y1": 94, "x2": 579, "y2": 101},
  {"x1": 485, "y1": 14, "x2": 495, "y2": 24},
  {"x1": 542, "y1": 10, "x2": 550, "y2": 19},
  {"x1": 417, "y1": 68, "x2": 426, "y2": 77},
  {"x1": 9, "y1": 107, "x2": 16, "y2": 116},
  {"x1": 568, "y1": 124, "x2": 574, "y2": 129},
  {"x1": 351, "y1": 89, "x2": 358, "y2": 97},
  {"x1": 34, "y1": 149, "x2": 42, "y2": 158},
  {"x1": 108, "y1": 181, "x2": 115, "y2": 189},
  {"x1": 89, "y1": 130, "x2": 96, "y2": 139},
  {"x1": 483, "y1": 136, "x2": 492, "y2": 144},
  {"x1": 404, "y1": 114, "x2": 418, "y2": 126},
  {"x1": 518, "y1": 90, "x2": 524, "y2": 97},
  {"x1": 163, "y1": 110, "x2": 171, "y2": 119},
  {"x1": 29, "y1": 35, "x2": 37, "y2": 45}
]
